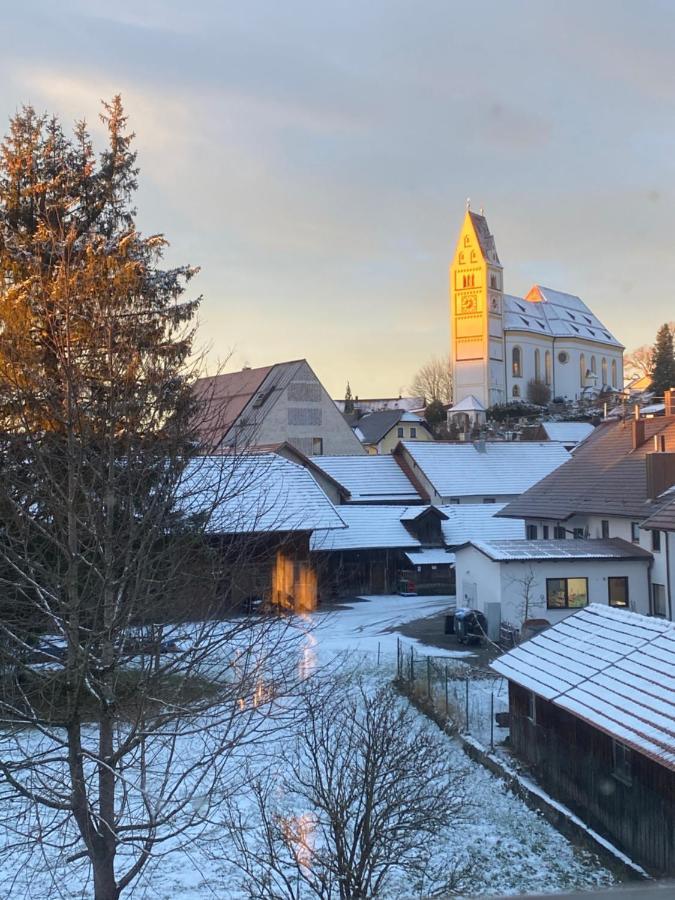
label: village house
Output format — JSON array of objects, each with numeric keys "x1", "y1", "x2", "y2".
[
  {"x1": 450, "y1": 208, "x2": 624, "y2": 408},
  {"x1": 185, "y1": 453, "x2": 346, "y2": 612},
  {"x1": 352, "y1": 409, "x2": 433, "y2": 454},
  {"x1": 527, "y1": 421, "x2": 595, "y2": 452},
  {"x1": 498, "y1": 392, "x2": 675, "y2": 619},
  {"x1": 193, "y1": 359, "x2": 365, "y2": 457},
  {"x1": 491, "y1": 605, "x2": 675, "y2": 875},
  {"x1": 454, "y1": 538, "x2": 652, "y2": 638},
  {"x1": 393, "y1": 439, "x2": 570, "y2": 505}
]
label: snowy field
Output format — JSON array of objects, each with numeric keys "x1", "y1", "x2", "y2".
[{"x1": 0, "y1": 595, "x2": 617, "y2": 899}]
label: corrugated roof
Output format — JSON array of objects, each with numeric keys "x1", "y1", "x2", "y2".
[
  {"x1": 180, "y1": 454, "x2": 346, "y2": 535},
  {"x1": 400, "y1": 441, "x2": 570, "y2": 498},
  {"x1": 499, "y1": 417, "x2": 675, "y2": 521},
  {"x1": 439, "y1": 504, "x2": 525, "y2": 545},
  {"x1": 465, "y1": 537, "x2": 652, "y2": 562},
  {"x1": 491, "y1": 605, "x2": 675, "y2": 773},
  {"x1": 312, "y1": 455, "x2": 421, "y2": 503},
  {"x1": 310, "y1": 505, "x2": 422, "y2": 551}
]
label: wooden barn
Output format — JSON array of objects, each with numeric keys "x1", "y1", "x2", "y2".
[{"x1": 492, "y1": 604, "x2": 675, "y2": 875}]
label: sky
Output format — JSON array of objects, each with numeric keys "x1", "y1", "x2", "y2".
[{"x1": 1, "y1": 0, "x2": 674, "y2": 397}]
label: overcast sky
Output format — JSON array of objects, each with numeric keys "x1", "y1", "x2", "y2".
[{"x1": 1, "y1": 1, "x2": 674, "y2": 396}]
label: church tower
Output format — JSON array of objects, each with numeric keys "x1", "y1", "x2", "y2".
[{"x1": 450, "y1": 209, "x2": 506, "y2": 408}]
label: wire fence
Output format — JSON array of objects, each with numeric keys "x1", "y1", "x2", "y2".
[{"x1": 395, "y1": 638, "x2": 509, "y2": 751}]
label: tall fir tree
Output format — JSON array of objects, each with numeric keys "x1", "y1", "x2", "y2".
[
  {"x1": 650, "y1": 323, "x2": 675, "y2": 396},
  {"x1": 344, "y1": 380, "x2": 354, "y2": 414}
]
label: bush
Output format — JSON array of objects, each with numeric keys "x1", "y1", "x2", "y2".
[{"x1": 526, "y1": 379, "x2": 551, "y2": 405}]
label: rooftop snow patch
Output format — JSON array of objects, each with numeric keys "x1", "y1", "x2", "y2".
[
  {"x1": 311, "y1": 454, "x2": 421, "y2": 503},
  {"x1": 466, "y1": 538, "x2": 652, "y2": 562}
]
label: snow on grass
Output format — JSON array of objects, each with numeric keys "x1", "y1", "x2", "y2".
[{"x1": 0, "y1": 595, "x2": 618, "y2": 898}]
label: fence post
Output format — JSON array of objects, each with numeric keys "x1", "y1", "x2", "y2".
[
  {"x1": 444, "y1": 664, "x2": 449, "y2": 715},
  {"x1": 465, "y1": 678, "x2": 469, "y2": 733},
  {"x1": 490, "y1": 691, "x2": 494, "y2": 752},
  {"x1": 426, "y1": 656, "x2": 431, "y2": 699}
]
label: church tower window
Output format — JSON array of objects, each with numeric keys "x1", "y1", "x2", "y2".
[
  {"x1": 545, "y1": 351, "x2": 552, "y2": 385},
  {"x1": 512, "y1": 346, "x2": 522, "y2": 378}
]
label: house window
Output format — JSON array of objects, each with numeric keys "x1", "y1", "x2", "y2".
[
  {"x1": 512, "y1": 384, "x2": 521, "y2": 398},
  {"x1": 312, "y1": 437, "x2": 324, "y2": 456},
  {"x1": 546, "y1": 577, "x2": 589, "y2": 609},
  {"x1": 449, "y1": 498, "x2": 460, "y2": 504},
  {"x1": 652, "y1": 530, "x2": 661, "y2": 552},
  {"x1": 512, "y1": 346, "x2": 522, "y2": 378},
  {"x1": 410, "y1": 427, "x2": 417, "y2": 438},
  {"x1": 482, "y1": 498, "x2": 496, "y2": 504},
  {"x1": 652, "y1": 583, "x2": 667, "y2": 618},
  {"x1": 612, "y1": 740, "x2": 632, "y2": 786},
  {"x1": 526, "y1": 524, "x2": 538, "y2": 539},
  {"x1": 554, "y1": 526, "x2": 566, "y2": 539},
  {"x1": 573, "y1": 527, "x2": 585, "y2": 539},
  {"x1": 601, "y1": 520, "x2": 610, "y2": 539},
  {"x1": 526, "y1": 691, "x2": 537, "y2": 724},
  {"x1": 397, "y1": 427, "x2": 404, "y2": 438},
  {"x1": 542, "y1": 525, "x2": 549, "y2": 539},
  {"x1": 608, "y1": 577, "x2": 629, "y2": 608},
  {"x1": 630, "y1": 522, "x2": 640, "y2": 544}
]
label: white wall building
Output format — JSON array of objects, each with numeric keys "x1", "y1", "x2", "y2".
[
  {"x1": 454, "y1": 538, "x2": 652, "y2": 638},
  {"x1": 450, "y1": 209, "x2": 624, "y2": 407}
]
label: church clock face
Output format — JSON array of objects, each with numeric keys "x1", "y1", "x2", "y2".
[{"x1": 461, "y1": 295, "x2": 478, "y2": 313}]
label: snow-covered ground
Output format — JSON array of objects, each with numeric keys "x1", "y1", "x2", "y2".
[{"x1": 0, "y1": 595, "x2": 618, "y2": 899}]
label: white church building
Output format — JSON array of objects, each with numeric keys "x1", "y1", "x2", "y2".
[{"x1": 450, "y1": 209, "x2": 624, "y2": 408}]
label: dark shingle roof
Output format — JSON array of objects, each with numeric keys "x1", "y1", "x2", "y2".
[
  {"x1": 641, "y1": 490, "x2": 675, "y2": 532},
  {"x1": 498, "y1": 417, "x2": 675, "y2": 521},
  {"x1": 355, "y1": 410, "x2": 405, "y2": 444}
]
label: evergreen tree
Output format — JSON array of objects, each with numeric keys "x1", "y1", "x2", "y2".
[
  {"x1": 650, "y1": 323, "x2": 675, "y2": 396},
  {"x1": 344, "y1": 381, "x2": 354, "y2": 414}
]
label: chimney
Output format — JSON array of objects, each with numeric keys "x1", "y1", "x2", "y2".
[
  {"x1": 646, "y1": 452, "x2": 675, "y2": 499},
  {"x1": 631, "y1": 405, "x2": 645, "y2": 450},
  {"x1": 665, "y1": 388, "x2": 674, "y2": 418}
]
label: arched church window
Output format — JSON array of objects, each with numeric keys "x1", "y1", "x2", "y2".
[
  {"x1": 534, "y1": 349, "x2": 541, "y2": 382},
  {"x1": 580, "y1": 353, "x2": 586, "y2": 384},
  {"x1": 602, "y1": 357, "x2": 608, "y2": 385},
  {"x1": 591, "y1": 356, "x2": 597, "y2": 374},
  {"x1": 512, "y1": 346, "x2": 522, "y2": 378},
  {"x1": 611, "y1": 359, "x2": 617, "y2": 387},
  {"x1": 512, "y1": 385, "x2": 521, "y2": 398},
  {"x1": 545, "y1": 351, "x2": 552, "y2": 385}
]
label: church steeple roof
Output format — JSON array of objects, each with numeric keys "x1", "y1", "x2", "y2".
[{"x1": 466, "y1": 210, "x2": 501, "y2": 266}]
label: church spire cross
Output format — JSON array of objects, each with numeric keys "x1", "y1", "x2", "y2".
[{"x1": 466, "y1": 197, "x2": 471, "y2": 210}]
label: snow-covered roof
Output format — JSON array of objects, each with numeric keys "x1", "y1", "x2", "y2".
[
  {"x1": 181, "y1": 455, "x2": 346, "y2": 535},
  {"x1": 311, "y1": 454, "x2": 421, "y2": 503},
  {"x1": 439, "y1": 504, "x2": 525, "y2": 545},
  {"x1": 503, "y1": 287, "x2": 623, "y2": 349},
  {"x1": 541, "y1": 422, "x2": 595, "y2": 445},
  {"x1": 310, "y1": 505, "x2": 422, "y2": 551},
  {"x1": 400, "y1": 441, "x2": 570, "y2": 499},
  {"x1": 405, "y1": 549, "x2": 456, "y2": 566},
  {"x1": 448, "y1": 395, "x2": 486, "y2": 413},
  {"x1": 464, "y1": 538, "x2": 652, "y2": 562},
  {"x1": 491, "y1": 605, "x2": 675, "y2": 772}
]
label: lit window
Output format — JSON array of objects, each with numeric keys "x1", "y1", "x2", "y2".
[
  {"x1": 602, "y1": 357, "x2": 608, "y2": 385},
  {"x1": 608, "y1": 577, "x2": 629, "y2": 608},
  {"x1": 545, "y1": 351, "x2": 552, "y2": 385},
  {"x1": 546, "y1": 577, "x2": 588, "y2": 609},
  {"x1": 611, "y1": 359, "x2": 617, "y2": 387},
  {"x1": 580, "y1": 353, "x2": 586, "y2": 384},
  {"x1": 512, "y1": 346, "x2": 522, "y2": 378}
]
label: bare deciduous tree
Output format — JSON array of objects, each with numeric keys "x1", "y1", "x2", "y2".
[
  {"x1": 409, "y1": 356, "x2": 453, "y2": 406},
  {"x1": 0, "y1": 99, "x2": 306, "y2": 900},
  {"x1": 225, "y1": 679, "x2": 470, "y2": 899}
]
